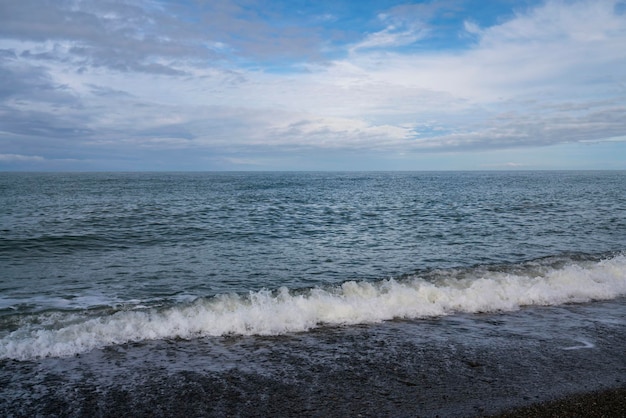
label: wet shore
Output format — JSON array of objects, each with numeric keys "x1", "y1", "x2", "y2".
[
  {"x1": 1, "y1": 299, "x2": 625, "y2": 417},
  {"x1": 493, "y1": 386, "x2": 626, "y2": 417}
]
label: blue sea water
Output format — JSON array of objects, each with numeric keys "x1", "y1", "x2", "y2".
[
  {"x1": 0, "y1": 171, "x2": 625, "y2": 360},
  {"x1": 1, "y1": 171, "x2": 626, "y2": 416}
]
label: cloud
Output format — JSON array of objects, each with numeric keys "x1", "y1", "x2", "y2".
[
  {"x1": 406, "y1": 104, "x2": 626, "y2": 152},
  {"x1": 479, "y1": 161, "x2": 528, "y2": 169},
  {"x1": 0, "y1": 56, "x2": 76, "y2": 103},
  {"x1": 0, "y1": 0, "x2": 625, "y2": 170},
  {"x1": 0, "y1": 106, "x2": 92, "y2": 139},
  {"x1": 87, "y1": 84, "x2": 133, "y2": 98},
  {"x1": 344, "y1": 3, "x2": 626, "y2": 102},
  {"x1": 351, "y1": 26, "x2": 426, "y2": 51},
  {"x1": 218, "y1": 157, "x2": 269, "y2": 167},
  {"x1": 324, "y1": 0, "x2": 626, "y2": 152},
  {"x1": 349, "y1": 1, "x2": 461, "y2": 52},
  {"x1": 267, "y1": 116, "x2": 411, "y2": 150},
  {"x1": 351, "y1": 16, "x2": 429, "y2": 52},
  {"x1": 0, "y1": 0, "x2": 213, "y2": 75},
  {"x1": 463, "y1": 20, "x2": 482, "y2": 37},
  {"x1": 0, "y1": 153, "x2": 44, "y2": 162}
]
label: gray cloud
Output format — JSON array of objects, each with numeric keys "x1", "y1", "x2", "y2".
[
  {"x1": 87, "y1": 84, "x2": 133, "y2": 98},
  {"x1": 0, "y1": 0, "x2": 329, "y2": 76},
  {"x1": 409, "y1": 105, "x2": 626, "y2": 152},
  {"x1": 0, "y1": 60, "x2": 88, "y2": 138},
  {"x1": 0, "y1": 153, "x2": 45, "y2": 162},
  {"x1": 0, "y1": 105, "x2": 94, "y2": 140},
  {"x1": 194, "y1": 0, "x2": 326, "y2": 61},
  {"x1": 0, "y1": 0, "x2": 213, "y2": 75},
  {"x1": 0, "y1": 57, "x2": 77, "y2": 103},
  {"x1": 0, "y1": 49, "x2": 17, "y2": 61}
]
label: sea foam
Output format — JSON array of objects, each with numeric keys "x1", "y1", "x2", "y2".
[{"x1": 1, "y1": 254, "x2": 625, "y2": 360}]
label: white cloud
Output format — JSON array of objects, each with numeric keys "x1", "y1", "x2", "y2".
[
  {"x1": 349, "y1": 6, "x2": 433, "y2": 52},
  {"x1": 0, "y1": 153, "x2": 44, "y2": 162},
  {"x1": 267, "y1": 116, "x2": 412, "y2": 149},
  {"x1": 301, "y1": 0, "x2": 626, "y2": 152},
  {"x1": 463, "y1": 20, "x2": 482, "y2": 36},
  {"x1": 351, "y1": 25, "x2": 428, "y2": 51}
]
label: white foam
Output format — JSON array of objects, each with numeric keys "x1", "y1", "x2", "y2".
[
  {"x1": 562, "y1": 339, "x2": 595, "y2": 350},
  {"x1": 1, "y1": 254, "x2": 625, "y2": 360}
]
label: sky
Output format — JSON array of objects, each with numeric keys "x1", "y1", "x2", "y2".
[{"x1": 0, "y1": 0, "x2": 625, "y2": 171}]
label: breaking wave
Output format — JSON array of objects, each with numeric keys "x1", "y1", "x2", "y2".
[{"x1": 1, "y1": 253, "x2": 625, "y2": 360}]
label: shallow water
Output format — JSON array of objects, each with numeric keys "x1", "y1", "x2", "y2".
[{"x1": 1, "y1": 298, "x2": 624, "y2": 417}]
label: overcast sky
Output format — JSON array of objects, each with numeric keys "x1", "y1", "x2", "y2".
[{"x1": 1, "y1": 0, "x2": 625, "y2": 171}]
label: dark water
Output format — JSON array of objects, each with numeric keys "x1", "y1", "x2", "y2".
[{"x1": 1, "y1": 171, "x2": 625, "y2": 416}]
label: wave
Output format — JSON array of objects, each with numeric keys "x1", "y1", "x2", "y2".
[{"x1": 1, "y1": 253, "x2": 625, "y2": 361}]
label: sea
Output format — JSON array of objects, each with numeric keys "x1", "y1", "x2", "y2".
[{"x1": 1, "y1": 171, "x2": 625, "y2": 417}]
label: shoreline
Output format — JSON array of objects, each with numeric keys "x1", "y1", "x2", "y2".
[
  {"x1": 3, "y1": 361, "x2": 622, "y2": 417},
  {"x1": 2, "y1": 299, "x2": 624, "y2": 417},
  {"x1": 492, "y1": 386, "x2": 626, "y2": 417}
]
